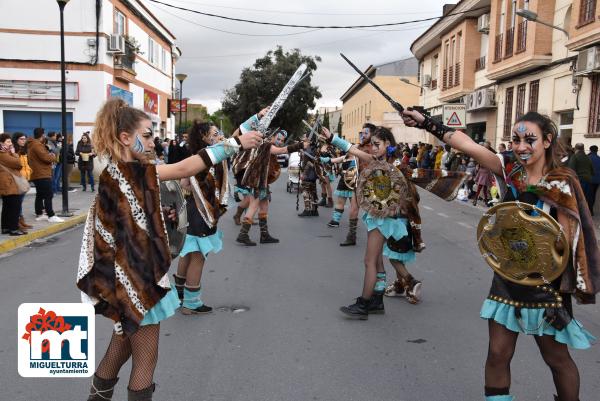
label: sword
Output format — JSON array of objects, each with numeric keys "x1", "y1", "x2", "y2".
[
  {"x1": 340, "y1": 53, "x2": 405, "y2": 113},
  {"x1": 302, "y1": 118, "x2": 321, "y2": 143}
]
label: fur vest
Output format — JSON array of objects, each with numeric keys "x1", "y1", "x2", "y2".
[{"x1": 189, "y1": 160, "x2": 229, "y2": 229}]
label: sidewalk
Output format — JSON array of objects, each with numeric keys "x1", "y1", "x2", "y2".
[{"x1": 0, "y1": 186, "x2": 94, "y2": 253}]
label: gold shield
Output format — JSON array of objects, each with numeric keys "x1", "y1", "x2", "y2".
[
  {"x1": 357, "y1": 160, "x2": 410, "y2": 218},
  {"x1": 343, "y1": 165, "x2": 358, "y2": 190},
  {"x1": 477, "y1": 202, "x2": 569, "y2": 286}
]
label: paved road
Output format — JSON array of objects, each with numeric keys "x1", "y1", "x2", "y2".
[{"x1": 1, "y1": 176, "x2": 599, "y2": 401}]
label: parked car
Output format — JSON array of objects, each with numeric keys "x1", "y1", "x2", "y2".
[{"x1": 277, "y1": 153, "x2": 289, "y2": 167}]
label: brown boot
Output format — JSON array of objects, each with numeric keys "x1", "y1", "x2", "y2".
[
  {"x1": 326, "y1": 197, "x2": 334, "y2": 208},
  {"x1": 19, "y1": 216, "x2": 33, "y2": 229},
  {"x1": 87, "y1": 374, "x2": 119, "y2": 401},
  {"x1": 236, "y1": 220, "x2": 256, "y2": 246},
  {"x1": 127, "y1": 384, "x2": 155, "y2": 401},
  {"x1": 233, "y1": 207, "x2": 244, "y2": 225},
  {"x1": 340, "y1": 218, "x2": 358, "y2": 246}
]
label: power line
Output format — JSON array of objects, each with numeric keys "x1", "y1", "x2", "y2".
[
  {"x1": 146, "y1": 0, "x2": 488, "y2": 29},
  {"x1": 152, "y1": 3, "x2": 322, "y2": 37},
  {"x1": 166, "y1": 0, "x2": 441, "y2": 17}
]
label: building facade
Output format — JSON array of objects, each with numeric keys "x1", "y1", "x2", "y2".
[
  {"x1": 411, "y1": 0, "x2": 600, "y2": 149},
  {"x1": 0, "y1": 0, "x2": 182, "y2": 145},
  {"x1": 317, "y1": 106, "x2": 342, "y2": 134},
  {"x1": 339, "y1": 58, "x2": 422, "y2": 144}
]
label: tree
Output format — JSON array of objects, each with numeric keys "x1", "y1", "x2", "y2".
[
  {"x1": 208, "y1": 109, "x2": 234, "y2": 136},
  {"x1": 221, "y1": 47, "x2": 322, "y2": 140},
  {"x1": 322, "y1": 111, "x2": 330, "y2": 132},
  {"x1": 336, "y1": 117, "x2": 343, "y2": 137}
]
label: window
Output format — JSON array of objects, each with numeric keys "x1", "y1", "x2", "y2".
[
  {"x1": 160, "y1": 48, "x2": 167, "y2": 71},
  {"x1": 558, "y1": 111, "x2": 574, "y2": 146},
  {"x1": 589, "y1": 74, "x2": 600, "y2": 134},
  {"x1": 148, "y1": 38, "x2": 156, "y2": 64},
  {"x1": 579, "y1": 0, "x2": 597, "y2": 26},
  {"x1": 432, "y1": 55, "x2": 439, "y2": 80},
  {"x1": 528, "y1": 80, "x2": 539, "y2": 112},
  {"x1": 503, "y1": 87, "x2": 514, "y2": 139},
  {"x1": 515, "y1": 83, "x2": 527, "y2": 119},
  {"x1": 114, "y1": 10, "x2": 126, "y2": 35}
]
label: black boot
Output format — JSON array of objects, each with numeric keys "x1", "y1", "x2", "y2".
[
  {"x1": 326, "y1": 197, "x2": 334, "y2": 208},
  {"x1": 340, "y1": 297, "x2": 370, "y2": 320},
  {"x1": 236, "y1": 221, "x2": 256, "y2": 246},
  {"x1": 317, "y1": 195, "x2": 327, "y2": 207},
  {"x1": 259, "y1": 216, "x2": 279, "y2": 244},
  {"x1": 127, "y1": 384, "x2": 155, "y2": 401},
  {"x1": 340, "y1": 218, "x2": 358, "y2": 246},
  {"x1": 87, "y1": 375, "x2": 119, "y2": 401},
  {"x1": 233, "y1": 207, "x2": 244, "y2": 226},
  {"x1": 172, "y1": 274, "x2": 185, "y2": 303},
  {"x1": 367, "y1": 294, "x2": 385, "y2": 314}
]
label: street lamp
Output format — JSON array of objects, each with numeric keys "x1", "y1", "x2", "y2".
[
  {"x1": 516, "y1": 8, "x2": 569, "y2": 38},
  {"x1": 400, "y1": 77, "x2": 425, "y2": 90},
  {"x1": 175, "y1": 73, "x2": 187, "y2": 140},
  {"x1": 57, "y1": 0, "x2": 73, "y2": 217}
]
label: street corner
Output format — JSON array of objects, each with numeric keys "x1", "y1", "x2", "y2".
[{"x1": 0, "y1": 213, "x2": 87, "y2": 254}]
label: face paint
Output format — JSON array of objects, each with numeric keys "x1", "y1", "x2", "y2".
[{"x1": 131, "y1": 133, "x2": 145, "y2": 153}]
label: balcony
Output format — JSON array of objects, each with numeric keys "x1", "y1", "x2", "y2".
[
  {"x1": 504, "y1": 27, "x2": 514, "y2": 58},
  {"x1": 475, "y1": 56, "x2": 486, "y2": 71},
  {"x1": 441, "y1": 63, "x2": 461, "y2": 91},
  {"x1": 448, "y1": 65, "x2": 454, "y2": 88},
  {"x1": 567, "y1": 0, "x2": 600, "y2": 51},
  {"x1": 494, "y1": 33, "x2": 503, "y2": 62},
  {"x1": 114, "y1": 43, "x2": 137, "y2": 83},
  {"x1": 516, "y1": 21, "x2": 527, "y2": 53}
]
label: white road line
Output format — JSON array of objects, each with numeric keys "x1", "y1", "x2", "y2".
[
  {"x1": 422, "y1": 205, "x2": 433, "y2": 210},
  {"x1": 437, "y1": 212, "x2": 449, "y2": 218},
  {"x1": 458, "y1": 222, "x2": 473, "y2": 229}
]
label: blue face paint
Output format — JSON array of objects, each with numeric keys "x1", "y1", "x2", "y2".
[
  {"x1": 517, "y1": 123, "x2": 527, "y2": 133},
  {"x1": 131, "y1": 134, "x2": 145, "y2": 153}
]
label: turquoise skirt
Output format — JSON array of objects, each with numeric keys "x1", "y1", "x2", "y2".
[
  {"x1": 362, "y1": 214, "x2": 416, "y2": 263},
  {"x1": 328, "y1": 172, "x2": 336, "y2": 182},
  {"x1": 480, "y1": 299, "x2": 596, "y2": 349},
  {"x1": 179, "y1": 231, "x2": 223, "y2": 258},
  {"x1": 334, "y1": 189, "x2": 354, "y2": 198},
  {"x1": 140, "y1": 285, "x2": 180, "y2": 326}
]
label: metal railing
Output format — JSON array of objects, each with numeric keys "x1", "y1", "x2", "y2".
[
  {"x1": 454, "y1": 62, "x2": 461, "y2": 86},
  {"x1": 475, "y1": 56, "x2": 486, "y2": 71},
  {"x1": 505, "y1": 27, "x2": 514, "y2": 58},
  {"x1": 431, "y1": 79, "x2": 438, "y2": 90},
  {"x1": 115, "y1": 43, "x2": 136, "y2": 72},
  {"x1": 516, "y1": 21, "x2": 527, "y2": 53},
  {"x1": 448, "y1": 65, "x2": 454, "y2": 88},
  {"x1": 494, "y1": 33, "x2": 503, "y2": 62}
]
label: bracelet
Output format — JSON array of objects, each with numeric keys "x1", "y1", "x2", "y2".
[
  {"x1": 320, "y1": 157, "x2": 331, "y2": 164},
  {"x1": 286, "y1": 141, "x2": 304, "y2": 153},
  {"x1": 331, "y1": 136, "x2": 352, "y2": 153},
  {"x1": 417, "y1": 115, "x2": 455, "y2": 142},
  {"x1": 200, "y1": 138, "x2": 240, "y2": 167}
]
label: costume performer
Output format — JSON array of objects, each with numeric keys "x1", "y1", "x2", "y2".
[
  {"x1": 402, "y1": 108, "x2": 599, "y2": 401},
  {"x1": 324, "y1": 152, "x2": 357, "y2": 228},
  {"x1": 298, "y1": 143, "x2": 320, "y2": 217},
  {"x1": 172, "y1": 122, "x2": 228, "y2": 315},
  {"x1": 317, "y1": 143, "x2": 335, "y2": 208},
  {"x1": 232, "y1": 111, "x2": 306, "y2": 246},
  {"x1": 76, "y1": 98, "x2": 262, "y2": 401}
]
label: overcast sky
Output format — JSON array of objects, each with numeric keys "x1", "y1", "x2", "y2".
[{"x1": 143, "y1": 0, "x2": 453, "y2": 113}]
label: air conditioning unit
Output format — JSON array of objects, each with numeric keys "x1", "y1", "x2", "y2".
[
  {"x1": 422, "y1": 74, "x2": 432, "y2": 87},
  {"x1": 107, "y1": 34, "x2": 125, "y2": 54},
  {"x1": 478, "y1": 14, "x2": 490, "y2": 34},
  {"x1": 575, "y1": 46, "x2": 600, "y2": 76},
  {"x1": 467, "y1": 88, "x2": 496, "y2": 111}
]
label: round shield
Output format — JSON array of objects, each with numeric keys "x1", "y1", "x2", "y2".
[
  {"x1": 343, "y1": 165, "x2": 358, "y2": 190},
  {"x1": 477, "y1": 201, "x2": 569, "y2": 286},
  {"x1": 268, "y1": 155, "x2": 281, "y2": 184},
  {"x1": 160, "y1": 180, "x2": 188, "y2": 258},
  {"x1": 357, "y1": 160, "x2": 410, "y2": 218}
]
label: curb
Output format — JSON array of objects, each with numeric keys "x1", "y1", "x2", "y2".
[{"x1": 0, "y1": 214, "x2": 87, "y2": 254}]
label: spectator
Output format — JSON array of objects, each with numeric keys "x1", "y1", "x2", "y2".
[
  {"x1": 400, "y1": 150, "x2": 410, "y2": 167},
  {"x1": 588, "y1": 145, "x2": 600, "y2": 216},
  {"x1": 410, "y1": 143, "x2": 418, "y2": 158},
  {"x1": 1, "y1": 133, "x2": 28, "y2": 235},
  {"x1": 473, "y1": 160, "x2": 493, "y2": 206},
  {"x1": 416, "y1": 143, "x2": 426, "y2": 167},
  {"x1": 52, "y1": 133, "x2": 64, "y2": 193},
  {"x1": 46, "y1": 132, "x2": 61, "y2": 193},
  {"x1": 75, "y1": 133, "x2": 95, "y2": 192},
  {"x1": 434, "y1": 145, "x2": 444, "y2": 169},
  {"x1": 64, "y1": 135, "x2": 76, "y2": 191},
  {"x1": 153, "y1": 137, "x2": 163, "y2": 159},
  {"x1": 28, "y1": 128, "x2": 63, "y2": 222},
  {"x1": 568, "y1": 143, "x2": 595, "y2": 208},
  {"x1": 422, "y1": 144, "x2": 434, "y2": 168},
  {"x1": 12, "y1": 132, "x2": 33, "y2": 230},
  {"x1": 441, "y1": 145, "x2": 452, "y2": 171}
]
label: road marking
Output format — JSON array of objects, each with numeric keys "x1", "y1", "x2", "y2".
[
  {"x1": 422, "y1": 205, "x2": 433, "y2": 210},
  {"x1": 437, "y1": 212, "x2": 449, "y2": 218},
  {"x1": 458, "y1": 222, "x2": 473, "y2": 229}
]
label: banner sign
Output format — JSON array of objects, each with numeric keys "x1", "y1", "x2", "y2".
[
  {"x1": 169, "y1": 99, "x2": 187, "y2": 113},
  {"x1": 0, "y1": 80, "x2": 79, "y2": 101},
  {"x1": 144, "y1": 89, "x2": 159, "y2": 114},
  {"x1": 106, "y1": 85, "x2": 133, "y2": 106}
]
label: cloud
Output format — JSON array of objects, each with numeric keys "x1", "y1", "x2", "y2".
[{"x1": 145, "y1": 0, "x2": 450, "y2": 113}]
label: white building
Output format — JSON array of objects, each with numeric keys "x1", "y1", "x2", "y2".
[{"x1": 0, "y1": 0, "x2": 182, "y2": 144}]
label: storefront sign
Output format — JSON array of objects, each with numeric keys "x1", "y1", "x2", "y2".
[
  {"x1": 169, "y1": 99, "x2": 187, "y2": 113},
  {"x1": 106, "y1": 84, "x2": 133, "y2": 106},
  {"x1": 0, "y1": 80, "x2": 79, "y2": 101},
  {"x1": 442, "y1": 104, "x2": 466, "y2": 129},
  {"x1": 144, "y1": 89, "x2": 159, "y2": 114}
]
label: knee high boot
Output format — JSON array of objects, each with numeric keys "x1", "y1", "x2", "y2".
[
  {"x1": 172, "y1": 274, "x2": 185, "y2": 303},
  {"x1": 340, "y1": 218, "x2": 358, "y2": 246},
  {"x1": 87, "y1": 375, "x2": 119, "y2": 401},
  {"x1": 128, "y1": 384, "x2": 155, "y2": 401},
  {"x1": 259, "y1": 213, "x2": 279, "y2": 244},
  {"x1": 236, "y1": 218, "x2": 256, "y2": 246},
  {"x1": 233, "y1": 206, "x2": 244, "y2": 226}
]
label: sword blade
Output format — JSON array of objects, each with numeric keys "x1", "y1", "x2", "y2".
[{"x1": 340, "y1": 53, "x2": 404, "y2": 113}]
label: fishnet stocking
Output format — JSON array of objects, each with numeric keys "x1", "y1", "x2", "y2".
[
  {"x1": 534, "y1": 335, "x2": 580, "y2": 401},
  {"x1": 128, "y1": 323, "x2": 160, "y2": 391},
  {"x1": 361, "y1": 229, "x2": 385, "y2": 299},
  {"x1": 485, "y1": 320, "x2": 518, "y2": 390},
  {"x1": 95, "y1": 331, "x2": 131, "y2": 380}
]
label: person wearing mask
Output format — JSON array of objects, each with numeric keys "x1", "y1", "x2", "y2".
[
  {"x1": 27, "y1": 128, "x2": 63, "y2": 222},
  {"x1": 12, "y1": 132, "x2": 33, "y2": 230},
  {"x1": 588, "y1": 145, "x2": 600, "y2": 215},
  {"x1": 1, "y1": 133, "x2": 28, "y2": 235},
  {"x1": 76, "y1": 133, "x2": 95, "y2": 192},
  {"x1": 568, "y1": 143, "x2": 595, "y2": 211}
]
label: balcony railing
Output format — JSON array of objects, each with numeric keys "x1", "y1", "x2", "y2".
[
  {"x1": 475, "y1": 56, "x2": 486, "y2": 71},
  {"x1": 448, "y1": 65, "x2": 454, "y2": 88},
  {"x1": 494, "y1": 33, "x2": 503, "y2": 62},
  {"x1": 454, "y1": 62, "x2": 460, "y2": 86},
  {"x1": 441, "y1": 63, "x2": 462, "y2": 91},
  {"x1": 431, "y1": 79, "x2": 438, "y2": 90},
  {"x1": 516, "y1": 21, "x2": 527, "y2": 53},
  {"x1": 115, "y1": 43, "x2": 136, "y2": 72},
  {"x1": 442, "y1": 69, "x2": 448, "y2": 90},
  {"x1": 505, "y1": 27, "x2": 514, "y2": 58}
]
